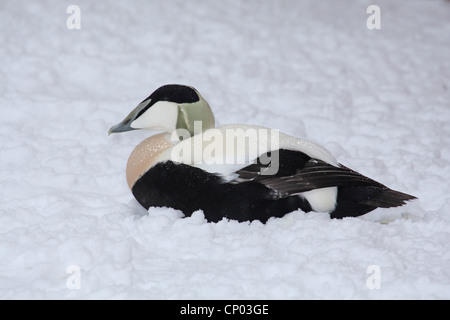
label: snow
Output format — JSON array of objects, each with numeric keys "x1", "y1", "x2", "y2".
[{"x1": 1, "y1": 0, "x2": 449, "y2": 299}]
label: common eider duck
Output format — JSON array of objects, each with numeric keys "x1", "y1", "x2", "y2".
[{"x1": 109, "y1": 84, "x2": 416, "y2": 223}]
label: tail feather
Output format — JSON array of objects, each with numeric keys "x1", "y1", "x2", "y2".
[
  {"x1": 361, "y1": 188, "x2": 417, "y2": 208},
  {"x1": 330, "y1": 186, "x2": 417, "y2": 219}
]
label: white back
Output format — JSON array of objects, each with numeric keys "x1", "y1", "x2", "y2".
[{"x1": 157, "y1": 124, "x2": 338, "y2": 176}]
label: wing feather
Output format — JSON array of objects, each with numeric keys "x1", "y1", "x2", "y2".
[{"x1": 231, "y1": 149, "x2": 386, "y2": 197}]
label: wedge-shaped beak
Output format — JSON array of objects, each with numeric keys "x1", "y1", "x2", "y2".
[
  {"x1": 108, "y1": 99, "x2": 151, "y2": 136},
  {"x1": 108, "y1": 120, "x2": 136, "y2": 136}
]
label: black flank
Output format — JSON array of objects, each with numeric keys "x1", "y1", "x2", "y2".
[
  {"x1": 132, "y1": 160, "x2": 312, "y2": 223},
  {"x1": 131, "y1": 149, "x2": 416, "y2": 222}
]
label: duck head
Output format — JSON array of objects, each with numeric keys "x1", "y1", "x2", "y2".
[{"x1": 109, "y1": 84, "x2": 215, "y2": 137}]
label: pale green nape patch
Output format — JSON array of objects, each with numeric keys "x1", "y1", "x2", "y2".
[{"x1": 177, "y1": 99, "x2": 216, "y2": 137}]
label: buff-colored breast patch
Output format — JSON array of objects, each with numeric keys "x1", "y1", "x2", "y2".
[{"x1": 126, "y1": 133, "x2": 174, "y2": 189}]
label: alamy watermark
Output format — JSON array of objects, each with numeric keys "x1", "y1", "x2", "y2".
[
  {"x1": 170, "y1": 122, "x2": 280, "y2": 176},
  {"x1": 66, "y1": 265, "x2": 81, "y2": 290},
  {"x1": 65, "y1": 5, "x2": 380, "y2": 31},
  {"x1": 366, "y1": 265, "x2": 381, "y2": 290},
  {"x1": 367, "y1": 5, "x2": 381, "y2": 30},
  {"x1": 66, "y1": 5, "x2": 81, "y2": 30}
]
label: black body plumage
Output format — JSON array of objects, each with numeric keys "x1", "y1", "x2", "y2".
[{"x1": 131, "y1": 149, "x2": 416, "y2": 222}]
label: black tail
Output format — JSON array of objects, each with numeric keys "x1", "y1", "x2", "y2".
[{"x1": 330, "y1": 185, "x2": 417, "y2": 219}]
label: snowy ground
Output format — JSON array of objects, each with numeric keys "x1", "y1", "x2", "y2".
[{"x1": 1, "y1": 0, "x2": 449, "y2": 299}]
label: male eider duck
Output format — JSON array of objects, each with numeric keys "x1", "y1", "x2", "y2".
[{"x1": 109, "y1": 84, "x2": 416, "y2": 223}]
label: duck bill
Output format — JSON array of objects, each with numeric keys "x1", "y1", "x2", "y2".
[
  {"x1": 108, "y1": 99, "x2": 153, "y2": 136},
  {"x1": 108, "y1": 121, "x2": 137, "y2": 135}
]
